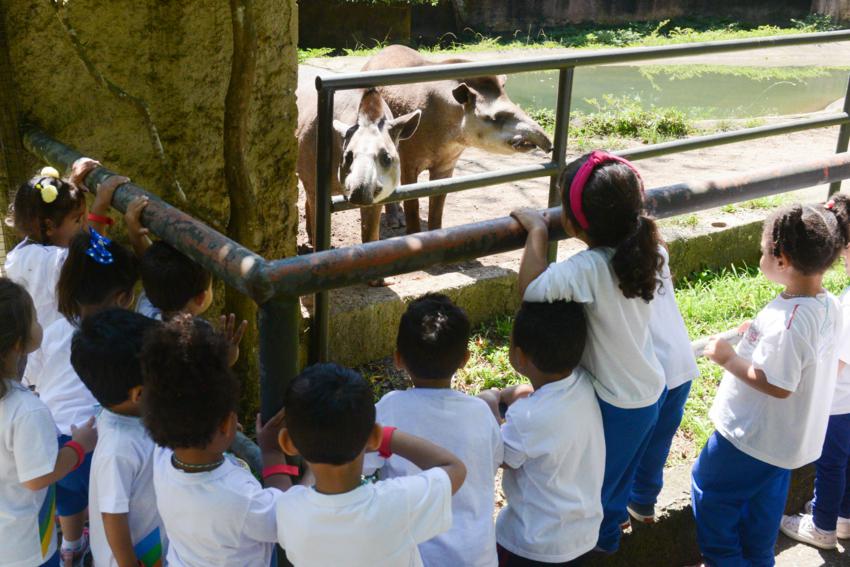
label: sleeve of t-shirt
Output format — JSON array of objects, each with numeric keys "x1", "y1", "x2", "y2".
[
  {"x1": 751, "y1": 317, "x2": 813, "y2": 392},
  {"x1": 242, "y1": 483, "x2": 283, "y2": 544},
  {"x1": 491, "y1": 419, "x2": 505, "y2": 473},
  {"x1": 405, "y1": 467, "x2": 453, "y2": 544},
  {"x1": 14, "y1": 407, "x2": 59, "y2": 482},
  {"x1": 500, "y1": 409, "x2": 528, "y2": 469},
  {"x1": 838, "y1": 298, "x2": 850, "y2": 365},
  {"x1": 94, "y1": 454, "x2": 137, "y2": 514},
  {"x1": 524, "y1": 254, "x2": 595, "y2": 304}
]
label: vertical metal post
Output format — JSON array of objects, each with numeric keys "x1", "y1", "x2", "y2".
[
  {"x1": 829, "y1": 74, "x2": 850, "y2": 197},
  {"x1": 311, "y1": 87, "x2": 335, "y2": 363},
  {"x1": 547, "y1": 67, "x2": 574, "y2": 263}
]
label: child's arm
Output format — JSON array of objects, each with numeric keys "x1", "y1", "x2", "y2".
[
  {"x1": 125, "y1": 196, "x2": 152, "y2": 257},
  {"x1": 22, "y1": 417, "x2": 98, "y2": 490},
  {"x1": 511, "y1": 208, "x2": 550, "y2": 298},
  {"x1": 385, "y1": 429, "x2": 466, "y2": 494},
  {"x1": 256, "y1": 410, "x2": 294, "y2": 492},
  {"x1": 478, "y1": 384, "x2": 534, "y2": 422},
  {"x1": 221, "y1": 314, "x2": 249, "y2": 368},
  {"x1": 101, "y1": 513, "x2": 138, "y2": 567},
  {"x1": 705, "y1": 337, "x2": 792, "y2": 399}
]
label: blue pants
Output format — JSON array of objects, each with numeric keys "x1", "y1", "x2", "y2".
[
  {"x1": 692, "y1": 432, "x2": 790, "y2": 567},
  {"x1": 40, "y1": 551, "x2": 59, "y2": 567},
  {"x1": 813, "y1": 413, "x2": 850, "y2": 531},
  {"x1": 631, "y1": 381, "x2": 692, "y2": 507},
  {"x1": 596, "y1": 391, "x2": 665, "y2": 551},
  {"x1": 56, "y1": 435, "x2": 92, "y2": 517}
]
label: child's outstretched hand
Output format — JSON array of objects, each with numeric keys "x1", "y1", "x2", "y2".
[
  {"x1": 255, "y1": 409, "x2": 286, "y2": 455},
  {"x1": 68, "y1": 157, "x2": 100, "y2": 190},
  {"x1": 125, "y1": 196, "x2": 152, "y2": 256},
  {"x1": 221, "y1": 314, "x2": 248, "y2": 367},
  {"x1": 70, "y1": 416, "x2": 98, "y2": 453},
  {"x1": 704, "y1": 336, "x2": 735, "y2": 366},
  {"x1": 511, "y1": 207, "x2": 548, "y2": 234}
]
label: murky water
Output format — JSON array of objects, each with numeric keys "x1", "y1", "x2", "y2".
[{"x1": 505, "y1": 66, "x2": 850, "y2": 118}]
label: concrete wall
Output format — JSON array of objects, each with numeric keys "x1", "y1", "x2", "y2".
[{"x1": 813, "y1": 0, "x2": 850, "y2": 20}]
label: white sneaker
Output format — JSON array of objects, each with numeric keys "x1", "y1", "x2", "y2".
[
  {"x1": 803, "y1": 498, "x2": 850, "y2": 539},
  {"x1": 780, "y1": 514, "x2": 837, "y2": 550}
]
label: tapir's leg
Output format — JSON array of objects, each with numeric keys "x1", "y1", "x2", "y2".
[
  {"x1": 305, "y1": 195, "x2": 315, "y2": 248},
  {"x1": 427, "y1": 167, "x2": 455, "y2": 231},
  {"x1": 384, "y1": 202, "x2": 406, "y2": 229},
  {"x1": 402, "y1": 166, "x2": 422, "y2": 234},
  {"x1": 360, "y1": 205, "x2": 382, "y2": 243}
]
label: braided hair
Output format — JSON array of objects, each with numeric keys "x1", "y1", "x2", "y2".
[{"x1": 765, "y1": 203, "x2": 843, "y2": 275}]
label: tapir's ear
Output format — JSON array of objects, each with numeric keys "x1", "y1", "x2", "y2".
[
  {"x1": 333, "y1": 119, "x2": 354, "y2": 138},
  {"x1": 452, "y1": 83, "x2": 478, "y2": 106},
  {"x1": 497, "y1": 74, "x2": 507, "y2": 87},
  {"x1": 388, "y1": 109, "x2": 421, "y2": 142}
]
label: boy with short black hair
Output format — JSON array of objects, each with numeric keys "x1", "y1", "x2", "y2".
[
  {"x1": 137, "y1": 241, "x2": 213, "y2": 320},
  {"x1": 70, "y1": 308, "x2": 165, "y2": 567},
  {"x1": 481, "y1": 300, "x2": 605, "y2": 566},
  {"x1": 364, "y1": 293, "x2": 503, "y2": 566},
  {"x1": 276, "y1": 362, "x2": 467, "y2": 567}
]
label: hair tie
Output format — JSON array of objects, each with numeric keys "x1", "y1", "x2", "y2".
[
  {"x1": 827, "y1": 199, "x2": 836, "y2": 210},
  {"x1": 85, "y1": 227, "x2": 114, "y2": 265},
  {"x1": 568, "y1": 150, "x2": 643, "y2": 231},
  {"x1": 39, "y1": 166, "x2": 60, "y2": 179},
  {"x1": 34, "y1": 178, "x2": 59, "y2": 204}
]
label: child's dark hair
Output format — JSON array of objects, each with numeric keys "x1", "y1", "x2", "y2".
[
  {"x1": 396, "y1": 293, "x2": 471, "y2": 380},
  {"x1": 71, "y1": 309, "x2": 160, "y2": 408},
  {"x1": 513, "y1": 300, "x2": 586, "y2": 375},
  {"x1": 7, "y1": 171, "x2": 86, "y2": 244},
  {"x1": 57, "y1": 231, "x2": 138, "y2": 322},
  {"x1": 765, "y1": 203, "x2": 843, "y2": 275},
  {"x1": 141, "y1": 315, "x2": 238, "y2": 449},
  {"x1": 284, "y1": 363, "x2": 375, "y2": 465},
  {"x1": 560, "y1": 152, "x2": 663, "y2": 301},
  {"x1": 827, "y1": 193, "x2": 850, "y2": 249},
  {"x1": 0, "y1": 279, "x2": 36, "y2": 400},
  {"x1": 140, "y1": 242, "x2": 212, "y2": 313}
]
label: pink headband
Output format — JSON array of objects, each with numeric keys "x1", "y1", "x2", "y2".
[{"x1": 568, "y1": 150, "x2": 643, "y2": 230}]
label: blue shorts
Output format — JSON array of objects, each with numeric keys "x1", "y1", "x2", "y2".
[
  {"x1": 55, "y1": 435, "x2": 92, "y2": 517},
  {"x1": 40, "y1": 550, "x2": 59, "y2": 567}
]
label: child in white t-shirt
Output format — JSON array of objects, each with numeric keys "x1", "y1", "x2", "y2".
[
  {"x1": 70, "y1": 308, "x2": 165, "y2": 567},
  {"x1": 0, "y1": 278, "x2": 97, "y2": 567},
  {"x1": 364, "y1": 294, "x2": 503, "y2": 567},
  {"x1": 24, "y1": 229, "x2": 138, "y2": 564},
  {"x1": 512, "y1": 150, "x2": 665, "y2": 552},
  {"x1": 696, "y1": 203, "x2": 843, "y2": 565},
  {"x1": 479, "y1": 300, "x2": 604, "y2": 566},
  {"x1": 276, "y1": 363, "x2": 467, "y2": 567},
  {"x1": 141, "y1": 315, "x2": 293, "y2": 567},
  {"x1": 5, "y1": 160, "x2": 124, "y2": 331},
  {"x1": 781, "y1": 194, "x2": 850, "y2": 550}
]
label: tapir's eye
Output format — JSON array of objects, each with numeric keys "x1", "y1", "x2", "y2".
[
  {"x1": 344, "y1": 151, "x2": 353, "y2": 168},
  {"x1": 379, "y1": 150, "x2": 392, "y2": 168},
  {"x1": 493, "y1": 111, "x2": 512, "y2": 123}
]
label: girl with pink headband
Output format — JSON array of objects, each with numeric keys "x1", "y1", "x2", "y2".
[{"x1": 512, "y1": 150, "x2": 694, "y2": 554}]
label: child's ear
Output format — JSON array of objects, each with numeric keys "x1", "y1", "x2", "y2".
[
  {"x1": 365, "y1": 423, "x2": 383, "y2": 452},
  {"x1": 128, "y1": 385, "x2": 143, "y2": 405},
  {"x1": 220, "y1": 411, "x2": 238, "y2": 435},
  {"x1": 393, "y1": 350, "x2": 405, "y2": 372},
  {"x1": 278, "y1": 429, "x2": 300, "y2": 457},
  {"x1": 117, "y1": 290, "x2": 135, "y2": 309}
]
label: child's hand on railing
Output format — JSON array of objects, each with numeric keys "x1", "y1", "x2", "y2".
[
  {"x1": 125, "y1": 196, "x2": 152, "y2": 256},
  {"x1": 221, "y1": 313, "x2": 248, "y2": 368},
  {"x1": 511, "y1": 207, "x2": 548, "y2": 234},
  {"x1": 68, "y1": 157, "x2": 100, "y2": 190}
]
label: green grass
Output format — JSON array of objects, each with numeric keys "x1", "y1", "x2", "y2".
[{"x1": 720, "y1": 195, "x2": 792, "y2": 214}]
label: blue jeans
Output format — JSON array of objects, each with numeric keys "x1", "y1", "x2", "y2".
[
  {"x1": 596, "y1": 390, "x2": 665, "y2": 552},
  {"x1": 813, "y1": 413, "x2": 850, "y2": 531},
  {"x1": 692, "y1": 432, "x2": 790, "y2": 567},
  {"x1": 631, "y1": 381, "x2": 692, "y2": 507}
]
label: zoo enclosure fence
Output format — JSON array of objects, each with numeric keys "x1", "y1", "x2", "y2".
[{"x1": 19, "y1": 30, "x2": 850, "y2": 427}]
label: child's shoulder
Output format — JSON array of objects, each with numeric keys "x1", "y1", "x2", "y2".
[
  {"x1": 378, "y1": 388, "x2": 494, "y2": 421},
  {"x1": 0, "y1": 380, "x2": 48, "y2": 414}
]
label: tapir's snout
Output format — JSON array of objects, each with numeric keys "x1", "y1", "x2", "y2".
[{"x1": 348, "y1": 184, "x2": 378, "y2": 205}]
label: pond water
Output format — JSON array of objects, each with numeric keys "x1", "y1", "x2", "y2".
[{"x1": 504, "y1": 66, "x2": 850, "y2": 119}]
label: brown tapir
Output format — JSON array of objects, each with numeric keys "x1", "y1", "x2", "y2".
[{"x1": 362, "y1": 45, "x2": 553, "y2": 233}]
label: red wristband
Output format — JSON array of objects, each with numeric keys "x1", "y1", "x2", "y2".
[
  {"x1": 63, "y1": 441, "x2": 85, "y2": 471},
  {"x1": 87, "y1": 212, "x2": 114, "y2": 226},
  {"x1": 261, "y1": 464, "x2": 299, "y2": 480},
  {"x1": 378, "y1": 426, "x2": 397, "y2": 458}
]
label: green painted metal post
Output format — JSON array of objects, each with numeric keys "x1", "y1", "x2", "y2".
[
  {"x1": 547, "y1": 67, "x2": 574, "y2": 263},
  {"x1": 829, "y1": 74, "x2": 850, "y2": 197}
]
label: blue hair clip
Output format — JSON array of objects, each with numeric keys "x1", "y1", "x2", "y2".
[{"x1": 85, "y1": 227, "x2": 113, "y2": 265}]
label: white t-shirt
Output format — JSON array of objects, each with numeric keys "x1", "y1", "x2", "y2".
[
  {"x1": 135, "y1": 292, "x2": 162, "y2": 321},
  {"x1": 649, "y1": 247, "x2": 699, "y2": 390},
  {"x1": 496, "y1": 368, "x2": 605, "y2": 563},
  {"x1": 524, "y1": 246, "x2": 665, "y2": 408},
  {"x1": 364, "y1": 388, "x2": 503, "y2": 567},
  {"x1": 4, "y1": 239, "x2": 68, "y2": 331},
  {"x1": 0, "y1": 380, "x2": 60, "y2": 567},
  {"x1": 831, "y1": 288, "x2": 850, "y2": 415},
  {"x1": 23, "y1": 318, "x2": 99, "y2": 436},
  {"x1": 710, "y1": 292, "x2": 841, "y2": 470},
  {"x1": 153, "y1": 448, "x2": 280, "y2": 567},
  {"x1": 276, "y1": 468, "x2": 453, "y2": 567},
  {"x1": 89, "y1": 410, "x2": 166, "y2": 567}
]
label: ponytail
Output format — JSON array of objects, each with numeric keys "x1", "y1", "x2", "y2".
[
  {"x1": 766, "y1": 203, "x2": 843, "y2": 276},
  {"x1": 0, "y1": 279, "x2": 36, "y2": 400},
  {"x1": 828, "y1": 193, "x2": 850, "y2": 248},
  {"x1": 611, "y1": 215, "x2": 664, "y2": 301}
]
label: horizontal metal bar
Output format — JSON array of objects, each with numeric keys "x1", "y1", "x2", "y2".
[
  {"x1": 317, "y1": 31, "x2": 850, "y2": 91},
  {"x1": 693, "y1": 329, "x2": 741, "y2": 358},
  {"x1": 266, "y1": 152, "x2": 850, "y2": 297},
  {"x1": 22, "y1": 125, "x2": 272, "y2": 302},
  {"x1": 331, "y1": 162, "x2": 559, "y2": 212}
]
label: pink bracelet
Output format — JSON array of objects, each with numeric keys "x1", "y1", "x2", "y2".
[
  {"x1": 262, "y1": 464, "x2": 299, "y2": 479},
  {"x1": 378, "y1": 426, "x2": 397, "y2": 458},
  {"x1": 63, "y1": 441, "x2": 85, "y2": 471}
]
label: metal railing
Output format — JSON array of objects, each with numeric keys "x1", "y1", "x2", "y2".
[{"x1": 311, "y1": 29, "x2": 850, "y2": 362}]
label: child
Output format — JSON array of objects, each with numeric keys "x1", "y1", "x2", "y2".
[
  {"x1": 70, "y1": 309, "x2": 165, "y2": 567},
  {"x1": 364, "y1": 294, "x2": 503, "y2": 567},
  {"x1": 627, "y1": 245, "x2": 700, "y2": 524},
  {"x1": 0, "y1": 278, "x2": 97, "y2": 567},
  {"x1": 5, "y1": 161, "x2": 126, "y2": 330},
  {"x1": 481, "y1": 300, "x2": 604, "y2": 566},
  {"x1": 696, "y1": 203, "x2": 843, "y2": 565},
  {"x1": 276, "y1": 362, "x2": 467, "y2": 567},
  {"x1": 141, "y1": 315, "x2": 292, "y2": 567},
  {"x1": 780, "y1": 194, "x2": 850, "y2": 549},
  {"x1": 24, "y1": 229, "x2": 138, "y2": 565},
  {"x1": 511, "y1": 150, "x2": 666, "y2": 552}
]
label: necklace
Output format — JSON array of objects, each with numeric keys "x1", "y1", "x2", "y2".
[
  {"x1": 781, "y1": 289, "x2": 822, "y2": 299},
  {"x1": 171, "y1": 453, "x2": 225, "y2": 473}
]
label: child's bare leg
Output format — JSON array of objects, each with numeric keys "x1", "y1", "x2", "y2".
[{"x1": 59, "y1": 511, "x2": 85, "y2": 543}]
